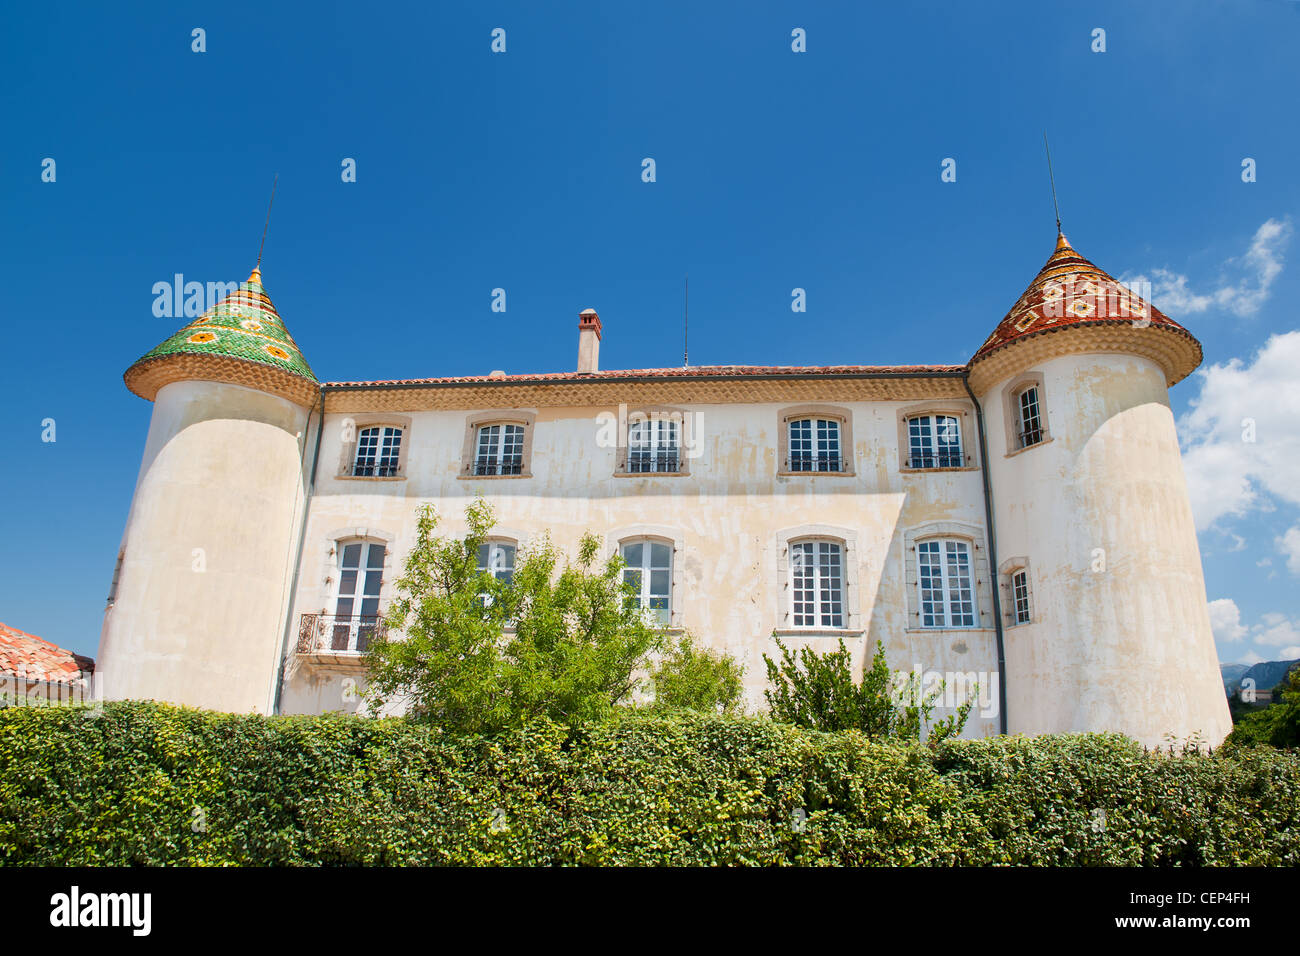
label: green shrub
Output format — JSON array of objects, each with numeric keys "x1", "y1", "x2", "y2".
[
  {"x1": 1, "y1": 702, "x2": 1296, "y2": 866},
  {"x1": 763, "y1": 637, "x2": 972, "y2": 742},
  {"x1": 649, "y1": 635, "x2": 746, "y2": 716}
]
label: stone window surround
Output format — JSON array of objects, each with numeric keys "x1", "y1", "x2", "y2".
[
  {"x1": 998, "y1": 555, "x2": 1034, "y2": 628},
  {"x1": 612, "y1": 405, "x2": 693, "y2": 477},
  {"x1": 902, "y1": 520, "x2": 994, "y2": 634},
  {"x1": 335, "y1": 414, "x2": 412, "y2": 480},
  {"x1": 1001, "y1": 371, "x2": 1053, "y2": 457},
  {"x1": 772, "y1": 523, "x2": 864, "y2": 636},
  {"x1": 458, "y1": 410, "x2": 538, "y2": 480},
  {"x1": 895, "y1": 401, "x2": 979, "y2": 473},
  {"x1": 776, "y1": 404, "x2": 856, "y2": 477},
  {"x1": 605, "y1": 524, "x2": 687, "y2": 629},
  {"x1": 315, "y1": 527, "x2": 398, "y2": 616}
]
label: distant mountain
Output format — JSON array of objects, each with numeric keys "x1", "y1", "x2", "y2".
[
  {"x1": 1222, "y1": 659, "x2": 1299, "y2": 696},
  {"x1": 1221, "y1": 663, "x2": 1250, "y2": 694}
]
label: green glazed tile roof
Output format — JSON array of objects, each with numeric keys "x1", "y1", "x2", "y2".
[{"x1": 130, "y1": 268, "x2": 317, "y2": 384}]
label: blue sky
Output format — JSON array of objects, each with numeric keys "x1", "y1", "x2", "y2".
[{"x1": 3, "y1": 1, "x2": 1298, "y2": 664}]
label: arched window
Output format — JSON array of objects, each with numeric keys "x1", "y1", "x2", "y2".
[
  {"x1": 1011, "y1": 569, "x2": 1031, "y2": 624},
  {"x1": 906, "y1": 414, "x2": 963, "y2": 468},
  {"x1": 620, "y1": 538, "x2": 673, "y2": 625},
  {"x1": 790, "y1": 538, "x2": 845, "y2": 628},
  {"x1": 477, "y1": 540, "x2": 517, "y2": 585},
  {"x1": 1016, "y1": 386, "x2": 1044, "y2": 448},
  {"x1": 473, "y1": 423, "x2": 525, "y2": 475},
  {"x1": 787, "y1": 417, "x2": 844, "y2": 472},
  {"x1": 627, "y1": 416, "x2": 681, "y2": 473},
  {"x1": 917, "y1": 538, "x2": 976, "y2": 628},
  {"x1": 331, "y1": 539, "x2": 386, "y2": 651},
  {"x1": 353, "y1": 426, "x2": 403, "y2": 477},
  {"x1": 999, "y1": 557, "x2": 1034, "y2": 627}
]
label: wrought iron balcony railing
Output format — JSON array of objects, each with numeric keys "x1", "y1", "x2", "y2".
[
  {"x1": 467, "y1": 456, "x2": 525, "y2": 477},
  {"x1": 348, "y1": 461, "x2": 401, "y2": 477},
  {"x1": 904, "y1": 452, "x2": 968, "y2": 469},
  {"x1": 784, "y1": 455, "x2": 850, "y2": 473},
  {"x1": 297, "y1": 613, "x2": 386, "y2": 655},
  {"x1": 621, "y1": 453, "x2": 682, "y2": 474}
]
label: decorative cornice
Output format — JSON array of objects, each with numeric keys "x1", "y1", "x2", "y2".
[
  {"x1": 321, "y1": 371, "x2": 973, "y2": 413},
  {"x1": 967, "y1": 321, "x2": 1203, "y2": 396},
  {"x1": 125, "y1": 353, "x2": 321, "y2": 408}
]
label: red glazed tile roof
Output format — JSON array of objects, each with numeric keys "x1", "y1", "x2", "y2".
[
  {"x1": 0, "y1": 622, "x2": 94, "y2": 685},
  {"x1": 972, "y1": 232, "x2": 1198, "y2": 363},
  {"x1": 326, "y1": 363, "x2": 968, "y2": 389}
]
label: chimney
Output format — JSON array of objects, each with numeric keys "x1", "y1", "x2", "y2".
[{"x1": 577, "y1": 309, "x2": 601, "y2": 373}]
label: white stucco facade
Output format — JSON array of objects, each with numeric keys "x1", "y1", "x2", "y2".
[{"x1": 96, "y1": 237, "x2": 1234, "y2": 747}]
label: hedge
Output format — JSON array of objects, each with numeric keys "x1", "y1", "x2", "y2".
[{"x1": 0, "y1": 702, "x2": 1296, "y2": 866}]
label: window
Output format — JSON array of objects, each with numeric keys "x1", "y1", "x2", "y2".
[
  {"x1": 477, "y1": 541, "x2": 516, "y2": 585},
  {"x1": 476, "y1": 540, "x2": 516, "y2": 611},
  {"x1": 621, "y1": 539, "x2": 673, "y2": 625},
  {"x1": 917, "y1": 539, "x2": 976, "y2": 628},
  {"x1": 474, "y1": 423, "x2": 525, "y2": 476},
  {"x1": 907, "y1": 415, "x2": 963, "y2": 468},
  {"x1": 999, "y1": 373, "x2": 1050, "y2": 455},
  {"x1": 1011, "y1": 569, "x2": 1030, "y2": 625},
  {"x1": 790, "y1": 539, "x2": 845, "y2": 628},
  {"x1": 788, "y1": 418, "x2": 843, "y2": 472},
  {"x1": 353, "y1": 426, "x2": 402, "y2": 477},
  {"x1": 331, "y1": 541, "x2": 385, "y2": 651},
  {"x1": 1017, "y1": 386, "x2": 1044, "y2": 448},
  {"x1": 627, "y1": 417, "x2": 681, "y2": 473}
]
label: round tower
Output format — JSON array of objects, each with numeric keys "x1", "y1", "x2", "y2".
[
  {"x1": 970, "y1": 233, "x2": 1231, "y2": 747},
  {"x1": 97, "y1": 268, "x2": 319, "y2": 713}
]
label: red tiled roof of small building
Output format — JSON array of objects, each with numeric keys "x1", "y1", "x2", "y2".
[
  {"x1": 972, "y1": 232, "x2": 1201, "y2": 370},
  {"x1": 325, "y1": 363, "x2": 968, "y2": 389},
  {"x1": 0, "y1": 622, "x2": 94, "y2": 685}
]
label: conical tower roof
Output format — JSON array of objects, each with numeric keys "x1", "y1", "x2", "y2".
[
  {"x1": 125, "y1": 268, "x2": 319, "y2": 407},
  {"x1": 969, "y1": 233, "x2": 1202, "y2": 389}
]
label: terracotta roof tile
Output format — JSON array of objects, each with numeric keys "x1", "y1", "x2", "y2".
[
  {"x1": 0, "y1": 622, "x2": 94, "y2": 685},
  {"x1": 325, "y1": 363, "x2": 968, "y2": 389}
]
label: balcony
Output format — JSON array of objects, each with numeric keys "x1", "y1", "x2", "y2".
[
  {"x1": 784, "y1": 455, "x2": 850, "y2": 473},
  {"x1": 465, "y1": 455, "x2": 525, "y2": 477},
  {"x1": 296, "y1": 613, "x2": 386, "y2": 668},
  {"x1": 346, "y1": 461, "x2": 401, "y2": 478},
  {"x1": 620, "y1": 452, "x2": 682, "y2": 474},
  {"x1": 904, "y1": 452, "x2": 968, "y2": 469}
]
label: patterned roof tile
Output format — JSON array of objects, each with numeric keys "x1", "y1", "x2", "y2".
[
  {"x1": 126, "y1": 268, "x2": 317, "y2": 396},
  {"x1": 972, "y1": 233, "x2": 1199, "y2": 369}
]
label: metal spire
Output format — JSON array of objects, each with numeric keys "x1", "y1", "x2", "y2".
[
  {"x1": 256, "y1": 174, "x2": 279, "y2": 271},
  {"x1": 1043, "y1": 134, "x2": 1062, "y2": 235}
]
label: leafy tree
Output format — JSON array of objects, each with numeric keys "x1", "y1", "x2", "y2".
[
  {"x1": 650, "y1": 634, "x2": 745, "y2": 715},
  {"x1": 763, "y1": 636, "x2": 972, "y2": 744},
  {"x1": 365, "y1": 501, "x2": 739, "y2": 734},
  {"x1": 1226, "y1": 665, "x2": 1300, "y2": 749}
]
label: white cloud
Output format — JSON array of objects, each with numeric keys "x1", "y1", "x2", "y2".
[
  {"x1": 1122, "y1": 218, "x2": 1292, "y2": 318},
  {"x1": 1280, "y1": 646, "x2": 1300, "y2": 659},
  {"x1": 1253, "y1": 613, "x2": 1300, "y2": 648},
  {"x1": 1178, "y1": 331, "x2": 1300, "y2": 529},
  {"x1": 1208, "y1": 598, "x2": 1248, "y2": 642},
  {"x1": 1277, "y1": 525, "x2": 1300, "y2": 576},
  {"x1": 1239, "y1": 650, "x2": 1265, "y2": 666}
]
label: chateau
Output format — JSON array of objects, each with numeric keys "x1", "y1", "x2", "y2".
[{"x1": 96, "y1": 232, "x2": 1233, "y2": 746}]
